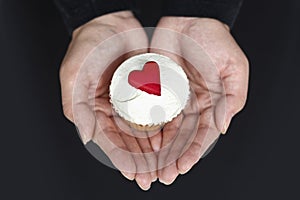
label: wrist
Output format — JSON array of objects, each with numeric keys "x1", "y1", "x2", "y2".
[
  {"x1": 158, "y1": 17, "x2": 229, "y2": 33},
  {"x1": 73, "y1": 11, "x2": 136, "y2": 38}
]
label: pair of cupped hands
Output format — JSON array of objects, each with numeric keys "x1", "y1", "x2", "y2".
[{"x1": 59, "y1": 11, "x2": 249, "y2": 190}]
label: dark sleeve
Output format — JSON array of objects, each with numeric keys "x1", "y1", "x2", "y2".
[
  {"x1": 54, "y1": 0, "x2": 135, "y2": 34},
  {"x1": 162, "y1": 0, "x2": 243, "y2": 28}
]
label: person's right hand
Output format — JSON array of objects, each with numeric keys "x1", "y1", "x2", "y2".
[{"x1": 59, "y1": 11, "x2": 158, "y2": 190}]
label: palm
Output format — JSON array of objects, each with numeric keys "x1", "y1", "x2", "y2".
[
  {"x1": 72, "y1": 48, "x2": 159, "y2": 190},
  {"x1": 149, "y1": 17, "x2": 248, "y2": 184},
  {"x1": 148, "y1": 49, "x2": 222, "y2": 183},
  {"x1": 91, "y1": 59, "x2": 159, "y2": 186}
]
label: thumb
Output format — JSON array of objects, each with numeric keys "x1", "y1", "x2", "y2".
[
  {"x1": 214, "y1": 61, "x2": 249, "y2": 134},
  {"x1": 60, "y1": 65, "x2": 93, "y2": 144},
  {"x1": 60, "y1": 75, "x2": 74, "y2": 122},
  {"x1": 214, "y1": 95, "x2": 246, "y2": 134}
]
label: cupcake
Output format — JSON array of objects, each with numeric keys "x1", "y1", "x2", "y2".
[{"x1": 109, "y1": 53, "x2": 190, "y2": 131}]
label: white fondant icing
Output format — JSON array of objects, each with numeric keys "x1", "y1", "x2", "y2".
[{"x1": 109, "y1": 53, "x2": 190, "y2": 126}]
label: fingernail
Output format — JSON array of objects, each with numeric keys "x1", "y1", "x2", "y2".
[
  {"x1": 137, "y1": 180, "x2": 151, "y2": 191},
  {"x1": 75, "y1": 126, "x2": 89, "y2": 145},
  {"x1": 121, "y1": 172, "x2": 135, "y2": 181},
  {"x1": 221, "y1": 124, "x2": 227, "y2": 134},
  {"x1": 179, "y1": 165, "x2": 191, "y2": 175},
  {"x1": 152, "y1": 176, "x2": 158, "y2": 182},
  {"x1": 158, "y1": 178, "x2": 168, "y2": 185},
  {"x1": 81, "y1": 133, "x2": 89, "y2": 145},
  {"x1": 159, "y1": 178, "x2": 174, "y2": 185}
]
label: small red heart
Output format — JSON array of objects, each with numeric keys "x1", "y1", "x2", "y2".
[{"x1": 128, "y1": 61, "x2": 161, "y2": 96}]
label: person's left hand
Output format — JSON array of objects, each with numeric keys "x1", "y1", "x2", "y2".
[{"x1": 149, "y1": 17, "x2": 249, "y2": 184}]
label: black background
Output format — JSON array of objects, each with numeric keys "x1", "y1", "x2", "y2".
[{"x1": 0, "y1": 0, "x2": 299, "y2": 199}]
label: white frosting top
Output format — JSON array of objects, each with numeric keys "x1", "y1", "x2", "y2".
[{"x1": 109, "y1": 53, "x2": 190, "y2": 126}]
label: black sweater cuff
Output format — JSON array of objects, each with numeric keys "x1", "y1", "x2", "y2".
[
  {"x1": 162, "y1": 0, "x2": 243, "y2": 28},
  {"x1": 54, "y1": 0, "x2": 135, "y2": 35}
]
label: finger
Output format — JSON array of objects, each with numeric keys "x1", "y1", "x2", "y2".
[
  {"x1": 94, "y1": 97, "x2": 114, "y2": 117},
  {"x1": 95, "y1": 112, "x2": 136, "y2": 180},
  {"x1": 158, "y1": 162, "x2": 178, "y2": 185},
  {"x1": 161, "y1": 114, "x2": 199, "y2": 183},
  {"x1": 158, "y1": 89, "x2": 200, "y2": 181},
  {"x1": 72, "y1": 82, "x2": 94, "y2": 144},
  {"x1": 177, "y1": 108, "x2": 219, "y2": 174},
  {"x1": 133, "y1": 130, "x2": 158, "y2": 182},
  {"x1": 135, "y1": 173, "x2": 152, "y2": 191},
  {"x1": 93, "y1": 111, "x2": 137, "y2": 175},
  {"x1": 148, "y1": 130, "x2": 162, "y2": 152},
  {"x1": 215, "y1": 60, "x2": 249, "y2": 134},
  {"x1": 119, "y1": 131, "x2": 152, "y2": 190},
  {"x1": 158, "y1": 114, "x2": 183, "y2": 170},
  {"x1": 149, "y1": 132, "x2": 162, "y2": 181},
  {"x1": 157, "y1": 114, "x2": 183, "y2": 184},
  {"x1": 120, "y1": 171, "x2": 135, "y2": 181},
  {"x1": 113, "y1": 116, "x2": 158, "y2": 182},
  {"x1": 148, "y1": 130, "x2": 162, "y2": 182}
]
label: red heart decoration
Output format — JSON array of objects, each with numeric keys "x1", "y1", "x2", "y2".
[{"x1": 128, "y1": 61, "x2": 161, "y2": 96}]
